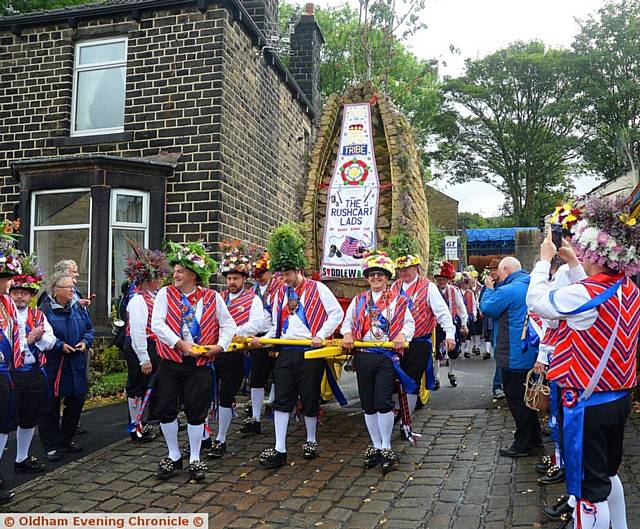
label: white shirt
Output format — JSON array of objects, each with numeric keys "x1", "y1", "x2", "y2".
[
  {"x1": 340, "y1": 290, "x2": 415, "y2": 342},
  {"x1": 526, "y1": 260, "x2": 598, "y2": 336},
  {"x1": 152, "y1": 287, "x2": 237, "y2": 351},
  {"x1": 437, "y1": 285, "x2": 468, "y2": 327},
  {"x1": 16, "y1": 307, "x2": 56, "y2": 365},
  {"x1": 264, "y1": 281, "x2": 344, "y2": 340},
  {"x1": 127, "y1": 292, "x2": 155, "y2": 365},
  {"x1": 402, "y1": 277, "x2": 456, "y2": 340},
  {"x1": 227, "y1": 291, "x2": 267, "y2": 337}
]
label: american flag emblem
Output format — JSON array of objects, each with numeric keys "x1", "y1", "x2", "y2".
[{"x1": 340, "y1": 236, "x2": 360, "y2": 257}]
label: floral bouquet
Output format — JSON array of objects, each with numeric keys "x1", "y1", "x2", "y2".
[
  {"x1": 219, "y1": 239, "x2": 252, "y2": 276},
  {"x1": 166, "y1": 240, "x2": 218, "y2": 285}
]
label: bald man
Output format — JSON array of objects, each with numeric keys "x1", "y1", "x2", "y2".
[{"x1": 480, "y1": 257, "x2": 542, "y2": 458}]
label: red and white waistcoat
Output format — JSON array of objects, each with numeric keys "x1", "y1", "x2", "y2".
[{"x1": 392, "y1": 277, "x2": 436, "y2": 338}]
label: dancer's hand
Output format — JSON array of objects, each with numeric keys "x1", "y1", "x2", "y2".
[
  {"x1": 533, "y1": 361, "x2": 547, "y2": 375},
  {"x1": 311, "y1": 336, "x2": 324, "y2": 348},
  {"x1": 445, "y1": 339, "x2": 456, "y2": 352},
  {"x1": 342, "y1": 333, "x2": 354, "y2": 351},
  {"x1": 141, "y1": 361, "x2": 152, "y2": 375},
  {"x1": 393, "y1": 333, "x2": 406, "y2": 351}
]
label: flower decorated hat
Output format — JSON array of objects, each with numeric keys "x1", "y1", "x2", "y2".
[
  {"x1": 124, "y1": 246, "x2": 169, "y2": 286},
  {"x1": 362, "y1": 251, "x2": 395, "y2": 279},
  {"x1": 11, "y1": 253, "x2": 42, "y2": 293},
  {"x1": 0, "y1": 219, "x2": 22, "y2": 278},
  {"x1": 564, "y1": 193, "x2": 640, "y2": 275},
  {"x1": 387, "y1": 231, "x2": 422, "y2": 270},
  {"x1": 464, "y1": 265, "x2": 479, "y2": 279},
  {"x1": 219, "y1": 240, "x2": 252, "y2": 276},
  {"x1": 267, "y1": 223, "x2": 308, "y2": 272},
  {"x1": 250, "y1": 247, "x2": 271, "y2": 278},
  {"x1": 166, "y1": 241, "x2": 218, "y2": 285},
  {"x1": 432, "y1": 260, "x2": 455, "y2": 279}
]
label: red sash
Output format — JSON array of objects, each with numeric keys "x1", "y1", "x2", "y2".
[
  {"x1": 223, "y1": 288, "x2": 256, "y2": 327},
  {"x1": 351, "y1": 290, "x2": 408, "y2": 341},
  {"x1": 15, "y1": 306, "x2": 46, "y2": 368}
]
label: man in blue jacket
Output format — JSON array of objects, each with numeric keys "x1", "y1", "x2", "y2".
[{"x1": 480, "y1": 256, "x2": 541, "y2": 457}]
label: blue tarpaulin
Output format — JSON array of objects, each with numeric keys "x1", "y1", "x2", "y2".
[{"x1": 466, "y1": 227, "x2": 538, "y2": 255}]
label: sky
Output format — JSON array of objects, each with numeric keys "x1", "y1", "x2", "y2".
[{"x1": 316, "y1": 0, "x2": 608, "y2": 216}]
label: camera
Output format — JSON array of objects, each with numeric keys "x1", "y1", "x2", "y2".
[{"x1": 551, "y1": 223, "x2": 563, "y2": 249}]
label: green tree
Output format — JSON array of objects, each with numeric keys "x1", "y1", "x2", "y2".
[
  {"x1": 0, "y1": 0, "x2": 91, "y2": 15},
  {"x1": 570, "y1": 0, "x2": 640, "y2": 180},
  {"x1": 281, "y1": 2, "x2": 449, "y2": 169},
  {"x1": 441, "y1": 41, "x2": 576, "y2": 225}
]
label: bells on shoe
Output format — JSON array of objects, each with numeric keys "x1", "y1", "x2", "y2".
[
  {"x1": 538, "y1": 466, "x2": 565, "y2": 486},
  {"x1": 448, "y1": 373, "x2": 457, "y2": 387},
  {"x1": 259, "y1": 448, "x2": 287, "y2": 468},
  {"x1": 208, "y1": 441, "x2": 226, "y2": 459},
  {"x1": 188, "y1": 460, "x2": 207, "y2": 482},
  {"x1": 302, "y1": 441, "x2": 318, "y2": 460},
  {"x1": 14, "y1": 456, "x2": 45, "y2": 474},
  {"x1": 239, "y1": 418, "x2": 261, "y2": 436},
  {"x1": 363, "y1": 446, "x2": 382, "y2": 469},
  {"x1": 156, "y1": 457, "x2": 183, "y2": 480},
  {"x1": 543, "y1": 494, "x2": 572, "y2": 521}
]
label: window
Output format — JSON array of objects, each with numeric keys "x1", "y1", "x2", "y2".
[
  {"x1": 109, "y1": 189, "x2": 149, "y2": 309},
  {"x1": 71, "y1": 38, "x2": 127, "y2": 136},
  {"x1": 30, "y1": 189, "x2": 92, "y2": 296}
]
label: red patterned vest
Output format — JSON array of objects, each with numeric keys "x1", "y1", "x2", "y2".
[
  {"x1": 255, "y1": 274, "x2": 285, "y2": 315},
  {"x1": 0, "y1": 295, "x2": 21, "y2": 369},
  {"x1": 126, "y1": 289, "x2": 156, "y2": 340},
  {"x1": 16, "y1": 306, "x2": 46, "y2": 368},
  {"x1": 154, "y1": 286, "x2": 219, "y2": 366},
  {"x1": 392, "y1": 277, "x2": 436, "y2": 338},
  {"x1": 350, "y1": 290, "x2": 409, "y2": 341},
  {"x1": 223, "y1": 288, "x2": 256, "y2": 327},
  {"x1": 276, "y1": 279, "x2": 328, "y2": 338},
  {"x1": 439, "y1": 285, "x2": 458, "y2": 320},
  {"x1": 547, "y1": 275, "x2": 640, "y2": 391},
  {"x1": 463, "y1": 290, "x2": 474, "y2": 315}
]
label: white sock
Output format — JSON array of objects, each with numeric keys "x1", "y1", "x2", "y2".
[
  {"x1": 187, "y1": 424, "x2": 204, "y2": 464},
  {"x1": 378, "y1": 411, "x2": 394, "y2": 449},
  {"x1": 574, "y1": 500, "x2": 609, "y2": 529},
  {"x1": 251, "y1": 388, "x2": 264, "y2": 421},
  {"x1": 216, "y1": 406, "x2": 233, "y2": 443},
  {"x1": 267, "y1": 384, "x2": 275, "y2": 404},
  {"x1": 448, "y1": 358, "x2": 456, "y2": 375},
  {"x1": 15, "y1": 427, "x2": 35, "y2": 463},
  {"x1": 407, "y1": 393, "x2": 418, "y2": 416},
  {"x1": 364, "y1": 413, "x2": 382, "y2": 449},
  {"x1": 485, "y1": 341, "x2": 492, "y2": 353},
  {"x1": 160, "y1": 420, "x2": 181, "y2": 461},
  {"x1": 304, "y1": 415, "x2": 317, "y2": 443},
  {"x1": 127, "y1": 397, "x2": 138, "y2": 423},
  {"x1": 274, "y1": 410, "x2": 289, "y2": 453},
  {"x1": 608, "y1": 475, "x2": 628, "y2": 529},
  {"x1": 433, "y1": 358, "x2": 440, "y2": 380}
]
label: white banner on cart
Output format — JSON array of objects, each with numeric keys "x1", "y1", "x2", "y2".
[{"x1": 321, "y1": 103, "x2": 380, "y2": 279}]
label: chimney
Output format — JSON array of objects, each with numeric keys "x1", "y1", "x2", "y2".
[
  {"x1": 290, "y1": 3, "x2": 324, "y2": 112},
  {"x1": 242, "y1": 0, "x2": 278, "y2": 37}
]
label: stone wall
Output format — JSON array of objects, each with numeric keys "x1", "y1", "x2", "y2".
[
  {"x1": 425, "y1": 184, "x2": 459, "y2": 232},
  {"x1": 0, "y1": 3, "x2": 312, "y2": 249}
]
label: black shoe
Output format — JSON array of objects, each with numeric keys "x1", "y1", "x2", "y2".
[
  {"x1": 364, "y1": 447, "x2": 382, "y2": 469},
  {"x1": 14, "y1": 456, "x2": 45, "y2": 473},
  {"x1": 535, "y1": 455, "x2": 552, "y2": 474},
  {"x1": 130, "y1": 424, "x2": 156, "y2": 443},
  {"x1": 244, "y1": 403, "x2": 253, "y2": 417},
  {"x1": 44, "y1": 449, "x2": 62, "y2": 462},
  {"x1": 538, "y1": 467, "x2": 565, "y2": 486},
  {"x1": 380, "y1": 448, "x2": 399, "y2": 474},
  {"x1": 473, "y1": 347, "x2": 481, "y2": 355},
  {"x1": 553, "y1": 513, "x2": 572, "y2": 529},
  {"x1": 75, "y1": 423, "x2": 87, "y2": 435},
  {"x1": 0, "y1": 490, "x2": 14, "y2": 505},
  {"x1": 156, "y1": 457, "x2": 183, "y2": 480},
  {"x1": 544, "y1": 494, "x2": 572, "y2": 521},
  {"x1": 239, "y1": 417, "x2": 261, "y2": 435},
  {"x1": 302, "y1": 441, "x2": 318, "y2": 460},
  {"x1": 448, "y1": 373, "x2": 457, "y2": 387},
  {"x1": 61, "y1": 442, "x2": 83, "y2": 453},
  {"x1": 259, "y1": 448, "x2": 287, "y2": 468},
  {"x1": 463, "y1": 351, "x2": 470, "y2": 359},
  {"x1": 499, "y1": 445, "x2": 531, "y2": 458},
  {"x1": 482, "y1": 352, "x2": 491, "y2": 360},
  {"x1": 188, "y1": 460, "x2": 207, "y2": 482},
  {"x1": 208, "y1": 440, "x2": 226, "y2": 459},
  {"x1": 433, "y1": 379, "x2": 440, "y2": 391}
]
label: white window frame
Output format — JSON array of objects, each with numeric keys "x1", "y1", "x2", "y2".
[
  {"x1": 71, "y1": 37, "x2": 128, "y2": 137},
  {"x1": 30, "y1": 188, "x2": 93, "y2": 294},
  {"x1": 108, "y1": 189, "x2": 149, "y2": 312}
]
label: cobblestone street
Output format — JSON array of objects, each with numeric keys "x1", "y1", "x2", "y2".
[{"x1": 5, "y1": 358, "x2": 640, "y2": 528}]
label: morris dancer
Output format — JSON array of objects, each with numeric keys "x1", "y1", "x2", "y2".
[
  {"x1": 209, "y1": 242, "x2": 265, "y2": 458},
  {"x1": 527, "y1": 195, "x2": 640, "y2": 529},
  {"x1": 341, "y1": 253, "x2": 414, "y2": 472},
  {"x1": 9, "y1": 254, "x2": 55, "y2": 477},
  {"x1": 391, "y1": 251, "x2": 455, "y2": 411},
  {"x1": 257, "y1": 224, "x2": 343, "y2": 468},
  {"x1": 433, "y1": 261, "x2": 467, "y2": 388},
  {"x1": 123, "y1": 248, "x2": 168, "y2": 443},
  {"x1": 241, "y1": 250, "x2": 283, "y2": 435},
  {"x1": 151, "y1": 242, "x2": 236, "y2": 482},
  {"x1": 458, "y1": 275, "x2": 477, "y2": 359}
]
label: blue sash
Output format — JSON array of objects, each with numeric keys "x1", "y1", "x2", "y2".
[
  {"x1": 0, "y1": 327, "x2": 12, "y2": 368},
  {"x1": 181, "y1": 294, "x2": 201, "y2": 344},
  {"x1": 548, "y1": 381, "x2": 560, "y2": 445},
  {"x1": 413, "y1": 336, "x2": 436, "y2": 390},
  {"x1": 280, "y1": 287, "x2": 311, "y2": 335},
  {"x1": 362, "y1": 347, "x2": 418, "y2": 395},
  {"x1": 563, "y1": 389, "x2": 629, "y2": 497},
  {"x1": 549, "y1": 278, "x2": 623, "y2": 315}
]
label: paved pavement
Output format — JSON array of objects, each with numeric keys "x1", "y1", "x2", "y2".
[{"x1": 3, "y1": 355, "x2": 640, "y2": 529}]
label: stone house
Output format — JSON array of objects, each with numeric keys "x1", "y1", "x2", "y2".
[
  {"x1": 0, "y1": 0, "x2": 323, "y2": 329},
  {"x1": 424, "y1": 184, "x2": 459, "y2": 233}
]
